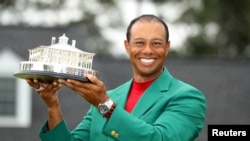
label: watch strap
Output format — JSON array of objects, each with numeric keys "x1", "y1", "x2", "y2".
[{"x1": 103, "y1": 102, "x2": 117, "y2": 118}]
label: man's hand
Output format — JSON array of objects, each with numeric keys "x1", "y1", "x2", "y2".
[
  {"x1": 26, "y1": 79, "x2": 63, "y2": 130},
  {"x1": 26, "y1": 79, "x2": 61, "y2": 108},
  {"x1": 58, "y1": 74, "x2": 109, "y2": 107}
]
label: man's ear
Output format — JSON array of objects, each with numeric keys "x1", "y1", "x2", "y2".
[
  {"x1": 165, "y1": 41, "x2": 171, "y2": 56},
  {"x1": 124, "y1": 40, "x2": 130, "y2": 54}
]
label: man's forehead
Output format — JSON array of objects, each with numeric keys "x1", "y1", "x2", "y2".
[{"x1": 130, "y1": 22, "x2": 166, "y2": 38}]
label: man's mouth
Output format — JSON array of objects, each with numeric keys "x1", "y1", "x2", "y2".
[{"x1": 140, "y1": 58, "x2": 155, "y2": 65}]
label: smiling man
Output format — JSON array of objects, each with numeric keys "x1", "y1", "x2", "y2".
[
  {"x1": 124, "y1": 16, "x2": 169, "y2": 82},
  {"x1": 27, "y1": 14, "x2": 207, "y2": 141}
]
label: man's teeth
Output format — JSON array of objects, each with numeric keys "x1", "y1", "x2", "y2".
[{"x1": 140, "y1": 58, "x2": 155, "y2": 63}]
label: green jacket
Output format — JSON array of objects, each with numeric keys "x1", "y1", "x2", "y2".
[{"x1": 39, "y1": 67, "x2": 207, "y2": 141}]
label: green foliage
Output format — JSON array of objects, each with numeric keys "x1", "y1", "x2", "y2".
[
  {"x1": 179, "y1": 0, "x2": 250, "y2": 57},
  {"x1": 186, "y1": 35, "x2": 217, "y2": 57},
  {"x1": 0, "y1": 0, "x2": 14, "y2": 7},
  {"x1": 2, "y1": 0, "x2": 249, "y2": 58},
  {"x1": 79, "y1": 12, "x2": 111, "y2": 55},
  {"x1": 149, "y1": 0, "x2": 250, "y2": 57},
  {"x1": 98, "y1": 0, "x2": 116, "y2": 5},
  {"x1": 0, "y1": 0, "x2": 119, "y2": 56}
]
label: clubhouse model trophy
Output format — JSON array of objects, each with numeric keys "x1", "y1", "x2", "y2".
[{"x1": 14, "y1": 34, "x2": 98, "y2": 83}]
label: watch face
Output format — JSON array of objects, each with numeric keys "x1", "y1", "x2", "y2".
[
  {"x1": 98, "y1": 99, "x2": 114, "y2": 115},
  {"x1": 99, "y1": 105, "x2": 109, "y2": 114}
]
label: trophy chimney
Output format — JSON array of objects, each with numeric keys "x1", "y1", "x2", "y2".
[
  {"x1": 51, "y1": 37, "x2": 56, "y2": 45},
  {"x1": 72, "y1": 40, "x2": 76, "y2": 47}
]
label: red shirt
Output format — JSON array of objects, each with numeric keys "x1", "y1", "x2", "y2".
[{"x1": 125, "y1": 79, "x2": 155, "y2": 113}]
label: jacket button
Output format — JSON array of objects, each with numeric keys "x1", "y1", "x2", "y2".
[
  {"x1": 114, "y1": 133, "x2": 119, "y2": 138},
  {"x1": 111, "y1": 130, "x2": 119, "y2": 138},
  {"x1": 111, "y1": 130, "x2": 116, "y2": 136}
]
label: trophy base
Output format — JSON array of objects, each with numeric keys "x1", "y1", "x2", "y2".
[{"x1": 14, "y1": 70, "x2": 90, "y2": 83}]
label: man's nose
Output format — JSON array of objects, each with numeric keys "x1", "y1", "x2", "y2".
[{"x1": 142, "y1": 43, "x2": 153, "y2": 53}]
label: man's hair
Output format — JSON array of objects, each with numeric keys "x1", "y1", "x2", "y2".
[{"x1": 126, "y1": 14, "x2": 169, "y2": 42}]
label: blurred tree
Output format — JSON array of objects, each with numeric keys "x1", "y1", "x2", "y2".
[
  {"x1": 180, "y1": 0, "x2": 250, "y2": 57},
  {"x1": 0, "y1": 0, "x2": 123, "y2": 56},
  {"x1": 3, "y1": 0, "x2": 249, "y2": 58},
  {"x1": 149, "y1": 0, "x2": 250, "y2": 58}
]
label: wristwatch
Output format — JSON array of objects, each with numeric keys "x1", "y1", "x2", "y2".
[{"x1": 98, "y1": 99, "x2": 116, "y2": 118}]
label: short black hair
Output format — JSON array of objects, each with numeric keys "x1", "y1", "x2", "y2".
[{"x1": 126, "y1": 14, "x2": 169, "y2": 42}]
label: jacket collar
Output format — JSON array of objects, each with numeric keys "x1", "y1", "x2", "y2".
[
  {"x1": 112, "y1": 67, "x2": 173, "y2": 117},
  {"x1": 131, "y1": 67, "x2": 172, "y2": 117}
]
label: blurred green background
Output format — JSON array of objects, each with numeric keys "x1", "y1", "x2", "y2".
[{"x1": 1, "y1": 0, "x2": 249, "y2": 58}]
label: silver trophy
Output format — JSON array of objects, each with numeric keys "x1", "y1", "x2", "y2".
[{"x1": 14, "y1": 34, "x2": 98, "y2": 83}]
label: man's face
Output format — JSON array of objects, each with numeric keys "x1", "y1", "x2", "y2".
[{"x1": 124, "y1": 21, "x2": 170, "y2": 80}]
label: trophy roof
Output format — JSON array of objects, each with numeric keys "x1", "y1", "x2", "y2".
[
  {"x1": 29, "y1": 34, "x2": 95, "y2": 56},
  {"x1": 49, "y1": 44, "x2": 94, "y2": 55}
]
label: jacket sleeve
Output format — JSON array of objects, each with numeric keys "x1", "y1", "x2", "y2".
[
  {"x1": 39, "y1": 107, "x2": 93, "y2": 141},
  {"x1": 39, "y1": 120, "x2": 73, "y2": 141}
]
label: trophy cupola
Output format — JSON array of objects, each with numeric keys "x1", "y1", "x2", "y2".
[{"x1": 58, "y1": 33, "x2": 69, "y2": 45}]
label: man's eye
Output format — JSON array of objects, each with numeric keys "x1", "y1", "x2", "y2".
[
  {"x1": 135, "y1": 41, "x2": 144, "y2": 46},
  {"x1": 152, "y1": 42, "x2": 163, "y2": 47}
]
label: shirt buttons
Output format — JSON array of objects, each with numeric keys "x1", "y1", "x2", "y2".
[{"x1": 111, "y1": 130, "x2": 119, "y2": 138}]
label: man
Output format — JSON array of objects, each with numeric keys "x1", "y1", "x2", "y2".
[{"x1": 27, "y1": 14, "x2": 206, "y2": 141}]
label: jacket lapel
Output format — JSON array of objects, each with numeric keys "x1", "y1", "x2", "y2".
[
  {"x1": 109, "y1": 67, "x2": 173, "y2": 118},
  {"x1": 111, "y1": 79, "x2": 133, "y2": 108},
  {"x1": 131, "y1": 67, "x2": 172, "y2": 117}
]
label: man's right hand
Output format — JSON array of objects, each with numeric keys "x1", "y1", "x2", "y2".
[
  {"x1": 26, "y1": 79, "x2": 63, "y2": 130},
  {"x1": 26, "y1": 79, "x2": 61, "y2": 108}
]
